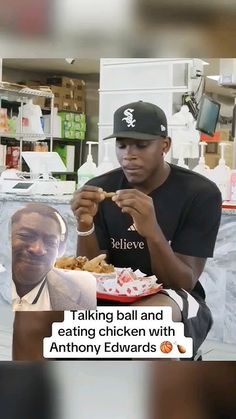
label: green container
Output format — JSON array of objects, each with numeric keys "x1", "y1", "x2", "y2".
[
  {"x1": 74, "y1": 131, "x2": 86, "y2": 140},
  {"x1": 64, "y1": 121, "x2": 73, "y2": 130},
  {"x1": 53, "y1": 144, "x2": 67, "y2": 166},
  {"x1": 74, "y1": 113, "x2": 86, "y2": 123},
  {"x1": 64, "y1": 130, "x2": 76, "y2": 139},
  {"x1": 58, "y1": 111, "x2": 74, "y2": 122}
]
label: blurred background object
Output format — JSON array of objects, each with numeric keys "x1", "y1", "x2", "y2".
[
  {"x1": 1, "y1": 361, "x2": 236, "y2": 419},
  {"x1": 53, "y1": 361, "x2": 148, "y2": 419},
  {"x1": 0, "y1": 0, "x2": 51, "y2": 36},
  {"x1": 0, "y1": 361, "x2": 147, "y2": 419},
  {"x1": 135, "y1": 0, "x2": 236, "y2": 56},
  {"x1": 1, "y1": 0, "x2": 236, "y2": 56},
  {"x1": 152, "y1": 362, "x2": 236, "y2": 419},
  {"x1": 0, "y1": 362, "x2": 56, "y2": 419}
]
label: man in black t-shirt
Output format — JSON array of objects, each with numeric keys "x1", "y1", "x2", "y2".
[{"x1": 71, "y1": 100, "x2": 222, "y2": 355}]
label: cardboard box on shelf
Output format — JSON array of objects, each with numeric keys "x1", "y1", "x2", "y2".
[
  {"x1": 61, "y1": 99, "x2": 74, "y2": 111},
  {"x1": 49, "y1": 86, "x2": 63, "y2": 98},
  {"x1": 46, "y1": 76, "x2": 85, "y2": 90},
  {"x1": 25, "y1": 83, "x2": 52, "y2": 92},
  {"x1": 45, "y1": 87, "x2": 63, "y2": 108},
  {"x1": 74, "y1": 101, "x2": 85, "y2": 113},
  {"x1": 73, "y1": 79, "x2": 86, "y2": 90},
  {"x1": 24, "y1": 80, "x2": 42, "y2": 87},
  {"x1": 61, "y1": 99, "x2": 85, "y2": 113},
  {"x1": 24, "y1": 84, "x2": 51, "y2": 95},
  {"x1": 61, "y1": 77, "x2": 75, "y2": 88},
  {"x1": 61, "y1": 87, "x2": 74, "y2": 100},
  {"x1": 47, "y1": 76, "x2": 71, "y2": 88},
  {"x1": 73, "y1": 90, "x2": 86, "y2": 102},
  {"x1": 23, "y1": 85, "x2": 51, "y2": 108}
]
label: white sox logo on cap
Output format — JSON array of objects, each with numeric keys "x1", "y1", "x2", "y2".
[
  {"x1": 103, "y1": 101, "x2": 168, "y2": 140},
  {"x1": 122, "y1": 108, "x2": 136, "y2": 128}
]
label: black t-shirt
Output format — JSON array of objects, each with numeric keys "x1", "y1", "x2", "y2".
[{"x1": 87, "y1": 164, "x2": 222, "y2": 300}]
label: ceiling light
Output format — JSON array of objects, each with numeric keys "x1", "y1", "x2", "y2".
[
  {"x1": 207, "y1": 75, "x2": 220, "y2": 81},
  {"x1": 65, "y1": 58, "x2": 75, "y2": 64}
]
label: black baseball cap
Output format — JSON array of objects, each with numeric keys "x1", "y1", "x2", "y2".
[{"x1": 103, "y1": 100, "x2": 168, "y2": 140}]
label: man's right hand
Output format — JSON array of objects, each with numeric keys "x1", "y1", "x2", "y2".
[{"x1": 71, "y1": 185, "x2": 105, "y2": 229}]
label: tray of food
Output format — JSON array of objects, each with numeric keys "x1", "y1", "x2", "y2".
[
  {"x1": 55, "y1": 254, "x2": 163, "y2": 302},
  {"x1": 96, "y1": 286, "x2": 163, "y2": 303}
]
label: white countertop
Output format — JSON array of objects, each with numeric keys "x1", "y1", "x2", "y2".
[{"x1": 0, "y1": 194, "x2": 236, "y2": 214}]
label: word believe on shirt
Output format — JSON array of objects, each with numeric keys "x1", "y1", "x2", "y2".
[{"x1": 110, "y1": 237, "x2": 145, "y2": 250}]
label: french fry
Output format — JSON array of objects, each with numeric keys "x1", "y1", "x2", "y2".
[
  {"x1": 55, "y1": 253, "x2": 115, "y2": 273},
  {"x1": 104, "y1": 191, "x2": 116, "y2": 199},
  {"x1": 83, "y1": 253, "x2": 107, "y2": 271},
  {"x1": 55, "y1": 257, "x2": 77, "y2": 269},
  {"x1": 55, "y1": 256, "x2": 87, "y2": 270}
]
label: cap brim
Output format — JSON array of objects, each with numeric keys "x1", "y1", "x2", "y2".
[{"x1": 103, "y1": 131, "x2": 166, "y2": 141}]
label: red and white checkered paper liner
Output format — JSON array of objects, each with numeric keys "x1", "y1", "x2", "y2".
[{"x1": 94, "y1": 268, "x2": 160, "y2": 296}]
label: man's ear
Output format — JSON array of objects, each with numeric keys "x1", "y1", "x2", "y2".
[{"x1": 162, "y1": 136, "x2": 171, "y2": 154}]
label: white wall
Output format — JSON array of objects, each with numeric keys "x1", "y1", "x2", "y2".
[{"x1": 98, "y1": 58, "x2": 193, "y2": 166}]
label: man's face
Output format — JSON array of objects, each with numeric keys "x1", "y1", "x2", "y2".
[
  {"x1": 12, "y1": 212, "x2": 61, "y2": 288},
  {"x1": 116, "y1": 138, "x2": 169, "y2": 185}
]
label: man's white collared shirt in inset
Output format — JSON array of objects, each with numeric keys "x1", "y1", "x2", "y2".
[{"x1": 12, "y1": 279, "x2": 51, "y2": 311}]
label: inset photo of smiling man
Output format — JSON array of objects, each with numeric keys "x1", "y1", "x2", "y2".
[{"x1": 11, "y1": 203, "x2": 96, "y2": 311}]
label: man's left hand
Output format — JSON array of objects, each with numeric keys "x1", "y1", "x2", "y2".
[{"x1": 112, "y1": 189, "x2": 158, "y2": 239}]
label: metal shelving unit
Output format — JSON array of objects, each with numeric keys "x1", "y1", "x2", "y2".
[
  {"x1": 0, "y1": 82, "x2": 54, "y2": 170},
  {"x1": 0, "y1": 82, "x2": 85, "y2": 173}
]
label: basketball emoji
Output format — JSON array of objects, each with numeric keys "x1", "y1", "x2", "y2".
[
  {"x1": 160, "y1": 341, "x2": 173, "y2": 353},
  {"x1": 177, "y1": 344, "x2": 186, "y2": 354}
]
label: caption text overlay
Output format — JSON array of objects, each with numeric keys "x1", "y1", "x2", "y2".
[{"x1": 43, "y1": 307, "x2": 193, "y2": 358}]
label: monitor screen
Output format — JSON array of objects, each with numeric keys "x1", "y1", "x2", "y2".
[
  {"x1": 22, "y1": 152, "x2": 67, "y2": 174},
  {"x1": 196, "y1": 95, "x2": 221, "y2": 137},
  {"x1": 12, "y1": 182, "x2": 34, "y2": 189}
]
